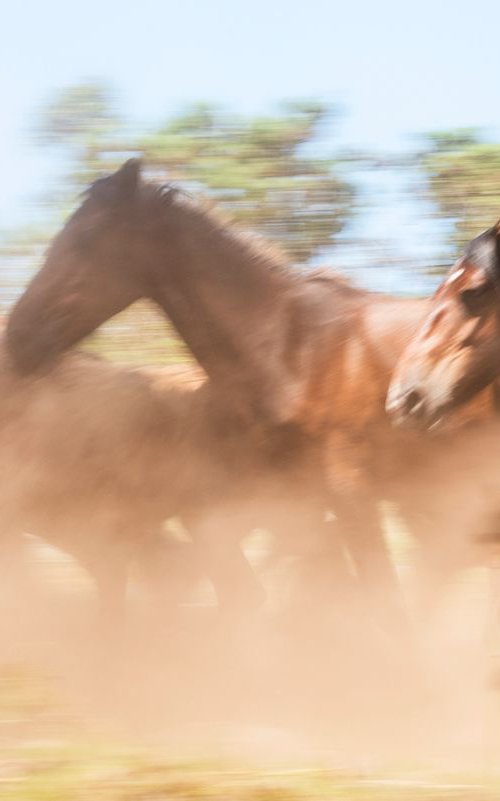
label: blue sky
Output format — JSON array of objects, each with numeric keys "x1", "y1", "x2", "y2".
[{"x1": 1, "y1": 0, "x2": 500, "y2": 289}]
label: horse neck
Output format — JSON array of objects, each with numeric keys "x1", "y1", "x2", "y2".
[
  {"x1": 146, "y1": 206, "x2": 303, "y2": 425},
  {"x1": 361, "y1": 294, "x2": 430, "y2": 373},
  {"x1": 299, "y1": 292, "x2": 430, "y2": 435}
]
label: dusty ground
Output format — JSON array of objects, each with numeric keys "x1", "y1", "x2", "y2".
[
  {"x1": 2, "y1": 746, "x2": 500, "y2": 800},
  {"x1": 1, "y1": 519, "x2": 500, "y2": 799}
]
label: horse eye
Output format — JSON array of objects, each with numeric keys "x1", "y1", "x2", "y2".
[{"x1": 460, "y1": 284, "x2": 494, "y2": 317}]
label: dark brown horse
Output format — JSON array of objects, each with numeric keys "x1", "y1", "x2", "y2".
[
  {"x1": 7, "y1": 161, "x2": 303, "y2": 427},
  {"x1": 7, "y1": 161, "x2": 497, "y2": 634},
  {"x1": 386, "y1": 222, "x2": 500, "y2": 428}
]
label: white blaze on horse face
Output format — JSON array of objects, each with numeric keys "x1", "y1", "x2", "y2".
[{"x1": 445, "y1": 267, "x2": 465, "y2": 286}]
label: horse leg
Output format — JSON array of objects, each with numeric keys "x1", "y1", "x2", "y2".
[
  {"x1": 133, "y1": 527, "x2": 201, "y2": 622},
  {"x1": 332, "y1": 488, "x2": 408, "y2": 639},
  {"x1": 184, "y1": 505, "x2": 266, "y2": 615},
  {"x1": 396, "y1": 499, "x2": 461, "y2": 631},
  {"x1": 324, "y1": 429, "x2": 407, "y2": 637},
  {"x1": 265, "y1": 496, "x2": 357, "y2": 616}
]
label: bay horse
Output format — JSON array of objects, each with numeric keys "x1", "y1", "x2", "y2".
[
  {"x1": 384, "y1": 222, "x2": 500, "y2": 691},
  {"x1": 6, "y1": 160, "x2": 498, "y2": 636},
  {"x1": 386, "y1": 221, "x2": 500, "y2": 428}
]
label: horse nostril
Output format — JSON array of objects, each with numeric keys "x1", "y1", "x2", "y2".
[{"x1": 404, "y1": 389, "x2": 424, "y2": 417}]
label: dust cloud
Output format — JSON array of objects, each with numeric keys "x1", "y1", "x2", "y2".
[{"x1": 2, "y1": 415, "x2": 500, "y2": 777}]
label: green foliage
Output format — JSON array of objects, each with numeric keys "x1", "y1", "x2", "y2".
[
  {"x1": 36, "y1": 84, "x2": 354, "y2": 263},
  {"x1": 82, "y1": 302, "x2": 192, "y2": 366},
  {"x1": 35, "y1": 82, "x2": 128, "y2": 206},
  {"x1": 140, "y1": 101, "x2": 353, "y2": 262},
  {"x1": 37, "y1": 83, "x2": 120, "y2": 145},
  {"x1": 420, "y1": 129, "x2": 500, "y2": 256}
]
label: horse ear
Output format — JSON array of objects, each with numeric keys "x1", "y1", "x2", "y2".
[
  {"x1": 466, "y1": 224, "x2": 500, "y2": 281},
  {"x1": 112, "y1": 159, "x2": 142, "y2": 197},
  {"x1": 493, "y1": 220, "x2": 500, "y2": 276}
]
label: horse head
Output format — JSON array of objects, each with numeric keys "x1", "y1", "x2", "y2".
[{"x1": 386, "y1": 223, "x2": 500, "y2": 428}]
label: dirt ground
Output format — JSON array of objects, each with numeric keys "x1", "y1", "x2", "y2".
[{"x1": 1, "y1": 519, "x2": 500, "y2": 799}]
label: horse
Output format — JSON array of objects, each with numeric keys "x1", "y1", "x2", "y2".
[
  {"x1": 383, "y1": 222, "x2": 500, "y2": 695},
  {"x1": 0, "y1": 347, "x2": 202, "y2": 620},
  {"x1": 7, "y1": 160, "x2": 500, "y2": 642},
  {"x1": 0, "y1": 344, "x2": 284, "y2": 623},
  {"x1": 386, "y1": 222, "x2": 500, "y2": 429}
]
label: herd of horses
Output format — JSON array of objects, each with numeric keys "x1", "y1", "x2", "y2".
[{"x1": 3, "y1": 159, "x2": 500, "y2": 654}]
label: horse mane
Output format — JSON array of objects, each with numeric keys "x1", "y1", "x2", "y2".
[
  {"x1": 141, "y1": 181, "x2": 300, "y2": 282},
  {"x1": 140, "y1": 181, "x2": 384, "y2": 308},
  {"x1": 463, "y1": 225, "x2": 500, "y2": 281}
]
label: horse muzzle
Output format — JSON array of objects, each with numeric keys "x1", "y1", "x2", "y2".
[{"x1": 385, "y1": 387, "x2": 429, "y2": 429}]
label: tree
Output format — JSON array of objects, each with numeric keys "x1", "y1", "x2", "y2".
[
  {"x1": 419, "y1": 129, "x2": 500, "y2": 257},
  {"x1": 34, "y1": 82, "x2": 126, "y2": 209},
  {"x1": 36, "y1": 86, "x2": 355, "y2": 263},
  {"x1": 140, "y1": 100, "x2": 354, "y2": 262}
]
